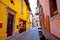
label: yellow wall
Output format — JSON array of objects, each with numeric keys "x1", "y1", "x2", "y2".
[
  {"x1": 0, "y1": 2, "x2": 7, "y2": 40},
  {"x1": 0, "y1": 0, "x2": 30, "y2": 40},
  {"x1": 26, "y1": 10, "x2": 30, "y2": 30},
  {"x1": 19, "y1": 1, "x2": 30, "y2": 30},
  {"x1": 23, "y1": 2, "x2": 30, "y2": 29}
]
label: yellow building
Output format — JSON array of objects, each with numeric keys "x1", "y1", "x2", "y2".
[{"x1": 0, "y1": 0, "x2": 31, "y2": 40}]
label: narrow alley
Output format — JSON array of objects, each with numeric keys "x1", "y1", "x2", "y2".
[{"x1": 0, "y1": 0, "x2": 60, "y2": 40}]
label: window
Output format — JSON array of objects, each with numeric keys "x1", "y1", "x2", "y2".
[
  {"x1": 40, "y1": 5, "x2": 43, "y2": 13},
  {"x1": 49, "y1": 0, "x2": 58, "y2": 17},
  {"x1": 21, "y1": 3, "x2": 24, "y2": 14},
  {"x1": 20, "y1": 0, "x2": 24, "y2": 14},
  {"x1": 11, "y1": 0, "x2": 14, "y2": 5}
]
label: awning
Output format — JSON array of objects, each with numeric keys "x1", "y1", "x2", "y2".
[{"x1": 19, "y1": 18, "x2": 27, "y2": 22}]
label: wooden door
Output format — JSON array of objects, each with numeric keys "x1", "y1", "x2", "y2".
[
  {"x1": 7, "y1": 14, "x2": 14, "y2": 37},
  {"x1": 45, "y1": 15, "x2": 50, "y2": 32}
]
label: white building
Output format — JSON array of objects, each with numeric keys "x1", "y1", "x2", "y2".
[
  {"x1": 33, "y1": 15, "x2": 41, "y2": 28},
  {"x1": 30, "y1": 12, "x2": 33, "y2": 27}
]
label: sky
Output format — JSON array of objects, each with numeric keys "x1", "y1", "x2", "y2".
[{"x1": 29, "y1": 0, "x2": 37, "y2": 16}]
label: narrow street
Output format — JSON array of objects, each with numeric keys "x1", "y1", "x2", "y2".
[
  {"x1": 7, "y1": 27, "x2": 40, "y2": 40},
  {"x1": 0, "y1": 0, "x2": 60, "y2": 40}
]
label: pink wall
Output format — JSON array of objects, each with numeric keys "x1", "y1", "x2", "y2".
[
  {"x1": 50, "y1": 0, "x2": 60, "y2": 38},
  {"x1": 40, "y1": 0, "x2": 50, "y2": 17},
  {"x1": 57, "y1": 0, "x2": 60, "y2": 13},
  {"x1": 40, "y1": 0, "x2": 60, "y2": 38},
  {"x1": 50, "y1": 14, "x2": 60, "y2": 38}
]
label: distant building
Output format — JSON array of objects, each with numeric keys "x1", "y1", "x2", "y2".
[
  {"x1": 34, "y1": 0, "x2": 41, "y2": 28},
  {"x1": 30, "y1": 12, "x2": 33, "y2": 27}
]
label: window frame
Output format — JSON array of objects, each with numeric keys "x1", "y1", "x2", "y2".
[{"x1": 49, "y1": 0, "x2": 58, "y2": 17}]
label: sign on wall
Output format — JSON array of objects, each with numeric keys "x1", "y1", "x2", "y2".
[{"x1": 0, "y1": 21, "x2": 2, "y2": 28}]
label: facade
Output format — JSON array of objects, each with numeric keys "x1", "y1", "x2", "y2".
[
  {"x1": 32, "y1": 15, "x2": 40, "y2": 28},
  {"x1": 30, "y1": 12, "x2": 33, "y2": 27},
  {"x1": 34, "y1": 15, "x2": 40, "y2": 28},
  {"x1": 39, "y1": 0, "x2": 60, "y2": 40},
  {"x1": 0, "y1": 0, "x2": 31, "y2": 40},
  {"x1": 33, "y1": 0, "x2": 40, "y2": 28}
]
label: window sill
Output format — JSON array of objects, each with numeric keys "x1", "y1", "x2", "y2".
[{"x1": 50, "y1": 13, "x2": 60, "y2": 21}]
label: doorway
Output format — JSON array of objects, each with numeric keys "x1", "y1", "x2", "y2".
[
  {"x1": 7, "y1": 13, "x2": 14, "y2": 37},
  {"x1": 6, "y1": 7, "x2": 16, "y2": 38}
]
